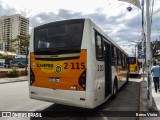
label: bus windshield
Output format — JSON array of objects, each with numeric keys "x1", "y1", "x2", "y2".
[
  {"x1": 34, "y1": 21, "x2": 84, "y2": 54},
  {"x1": 128, "y1": 57, "x2": 136, "y2": 64}
]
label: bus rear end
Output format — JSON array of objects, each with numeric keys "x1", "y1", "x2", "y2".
[
  {"x1": 128, "y1": 57, "x2": 139, "y2": 75},
  {"x1": 29, "y1": 19, "x2": 90, "y2": 108}
]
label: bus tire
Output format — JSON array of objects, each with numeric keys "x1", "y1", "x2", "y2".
[
  {"x1": 126, "y1": 73, "x2": 129, "y2": 83},
  {"x1": 112, "y1": 78, "x2": 117, "y2": 98}
]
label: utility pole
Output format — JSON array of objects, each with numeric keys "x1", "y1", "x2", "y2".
[
  {"x1": 141, "y1": 0, "x2": 145, "y2": 81},
  {"x1": 145, "y1": 0, "x2": 152, "y2": 109}
]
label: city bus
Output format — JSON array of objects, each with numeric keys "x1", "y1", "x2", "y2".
[
  {"x1": 128, "y1": 57, "x2": 139, "y2": 75},
  {"x1": 29, "y1": 18, "x2": 129, "y2": 108}
]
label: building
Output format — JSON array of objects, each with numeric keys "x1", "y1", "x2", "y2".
[
  {"x1": 151, "y1": 40, "x2": 160, "y2": 63},
  {"x1": 0, "y1": 14, "x2": 29, "y2": 55}
]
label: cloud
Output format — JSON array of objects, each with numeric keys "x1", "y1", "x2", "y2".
[
  {"x1": 29, "y1": 9, "x2": 84, "y2": 28},
  {"x1": 1, "y1": 6, "x2": 139, "y2": 56},
  {"x1": 0, "y1": 3, "x2": 17, "y2": 16},
  {"x1": 28, "y1": 8, "x2": 140, "y2": 56},
  {"x1": 1, "y1": 0, "x2": 159, "y2": 56}
]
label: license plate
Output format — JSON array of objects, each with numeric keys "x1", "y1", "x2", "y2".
[{"x1": 49, "y1": 77, "x2": 60, "y2": 82}]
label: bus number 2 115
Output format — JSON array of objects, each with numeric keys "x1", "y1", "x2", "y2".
[{"x1": 64, "y1": 62, "x2": 85, "y2": 69}]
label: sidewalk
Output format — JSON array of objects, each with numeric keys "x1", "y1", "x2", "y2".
[
  {"x1": 0, "y1": 76, "x2": 28, "y2": 84},
  {"x1": 140, "y1": 70, "x2": 160, "y2": 120}
]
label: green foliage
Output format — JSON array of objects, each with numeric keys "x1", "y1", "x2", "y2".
[
  {"x1": 0, "y1": 55, "x2": 14, "y2": 59},
  {"x1": 17, "y1": 62, "x2": 25, "y2": 68},
  {"x1": 11, "y1": 35, "x2": 30, "y2": 55},
  {"x1": 8, "y1": 68, "x2": 19, "y2": 78}
]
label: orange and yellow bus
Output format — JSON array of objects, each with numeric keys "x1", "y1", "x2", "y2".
[
  {"x1": 128, "y1": 57, "x2": 139, "y2": 75},
  {"x1": 29, "y1": 18, "x2": 129, "y2": 108}
]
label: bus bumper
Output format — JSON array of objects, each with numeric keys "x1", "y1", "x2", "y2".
[{"x1": 29, "y1": 86, "x2": 95, "y2": 109}]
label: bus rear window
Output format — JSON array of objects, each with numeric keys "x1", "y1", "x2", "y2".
[
  {"x1": 128, "y1": 57, "x2": 136, "y2": 64},
  {"x1": 34, "y1": 21, "x2": 84, "y2": 53}
]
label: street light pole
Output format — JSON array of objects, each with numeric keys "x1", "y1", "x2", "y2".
[
  {"x1": 141, "y1": 33, "x2": 145, "y2": 81},
  {"x1": 146, "y1": 0, "x2": 152, "y2": 109},
  {"x1": 141, "y1": 0, "x2": 145, "y2": 81}
]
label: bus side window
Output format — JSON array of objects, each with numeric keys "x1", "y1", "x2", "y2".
[
  {"x1": 122, "y1": 54, "x2": 125, "y2": 70},
  {"x1": 116, "y1": 49, "x2": 119, "y2": 65},
  {"x1": 118, "y1": 51, "x2": 122, "y2": 66},
  {"x1": 118, "y1": 51, "x2": 121, "y2": 65},
  {"x1": 124, "y1": 56, "x2": 127, "y2": 69},
  {"x1": 111, "y1": 45, "x2": 115, "y2": 65},
  {"x1": 95, "y1": 33, "x2": 103, "y2": 60},
  {"x1": 114, "y1": 47, "x2": 117, "y2": 66}
]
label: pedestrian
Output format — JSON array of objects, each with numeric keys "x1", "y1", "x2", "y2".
[{"x1": 151, "y1": 61, "x2": 160, "y2": 93}]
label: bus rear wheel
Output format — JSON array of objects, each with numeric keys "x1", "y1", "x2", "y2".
[{"x1": 112, "y1": 80, "x2": 117, "y2": 98}]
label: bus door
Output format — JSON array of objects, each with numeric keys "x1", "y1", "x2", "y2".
[{"x1": 103, "y1": 41, "x2": 112, "y2": 98}]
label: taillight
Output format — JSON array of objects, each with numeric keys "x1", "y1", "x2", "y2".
[
  {"x1": 78, "y1": 69, "x2": 86, "y2": 90},
  {"x1": 30, "y1": 69, "x2": 35, "y2": 85}
]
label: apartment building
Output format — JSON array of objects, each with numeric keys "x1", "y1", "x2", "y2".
[{"x1": 0, "y1": 14, "x2": 29, "y2": 55}]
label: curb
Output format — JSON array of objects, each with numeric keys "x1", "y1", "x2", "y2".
[
  {"x1": 139, "y1": 80, "x2": 149, "y2": 120},
  {"x1": 139, "y1": 81, "x2": 142, "y2": 120},
  {"x1": 0, "y1": 79, "x2": 28, "y2": 84},
  {"x1": 0, "y1": 77, "x2": 28, "y2": 84}
]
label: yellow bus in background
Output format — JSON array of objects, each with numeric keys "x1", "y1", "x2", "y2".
[
  {"x1": 128, "y1": 57, "x2": 139, "y2": 75},
  {"x1": 29, "y1": 18, "x2": 129, "y2": 108}
]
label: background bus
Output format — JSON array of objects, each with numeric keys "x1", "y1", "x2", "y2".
[
  {"x1": 29, "y1": 18, "x2": 129, "y2": 108},
  {"x1": 128, "y1": 57, "x2": 139, "y2": 75},
  {"x1": 12, "y1": 57, "x2": 28, "y2": 68}
]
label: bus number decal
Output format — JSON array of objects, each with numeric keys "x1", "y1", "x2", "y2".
[
  {"x1": 80, "y1": 62, "x2": 85, "y2": 69},
  {"x1": 64, "y1": 63, "x2": 68, "y2": 69},
  {"x1": 98, "y1": 65, "x2": 104, "y2": 71},
  {"x1": 64, "y1": 62, "x2": 85, "y2": 70}
]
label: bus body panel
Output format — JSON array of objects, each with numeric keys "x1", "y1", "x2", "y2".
[
  {"x1": 75, "y1": 19, "x2": 99, "y2": 108},
  {"x1": 30, "y1": 50, "x2": 86, "y2": 91},
  {"x1": 115, "y1": 66, "x2": 128, "y2": 89},
  {"x1": 30, "y1": 86, "x2": 86, "y2": 108},
  {"x1": 29, "y1": 30, "x2": 34, "y2": 52},
  {"x1": 81, "y1": 19, "x2": 97, "y2": 92},
  {"x1": 84, "y1": 20, "x2": 107, "y2": 106},
  {"x1": 89, "y1": 21, "x2": 128, "y2": 92}
]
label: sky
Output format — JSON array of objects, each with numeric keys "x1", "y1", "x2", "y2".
[{"x1": 0, "y1": 0, "x2": 160, "y2": 56}]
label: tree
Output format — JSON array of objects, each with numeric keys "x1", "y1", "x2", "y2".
[
  {"x1": 0, "y1": 55, "x2": 14, "y2": 59},
  {"x1": 11, "y1": 35, "x2": 30, "y2": 55},
  {"x1": 11, "y1": 35, "x2": 30, "y2": 75}
]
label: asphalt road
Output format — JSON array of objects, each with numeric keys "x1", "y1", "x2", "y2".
[
  {"x1": 0, "y1": 77, "x2": 141, "y2": 120},
  {"x1": 0, "y1": 81, "x2": 53, "y2": 111}
]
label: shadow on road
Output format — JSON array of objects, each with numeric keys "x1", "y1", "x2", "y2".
[{"x1": 129, "y1": 74, "x2": 141, "y2": 78}]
